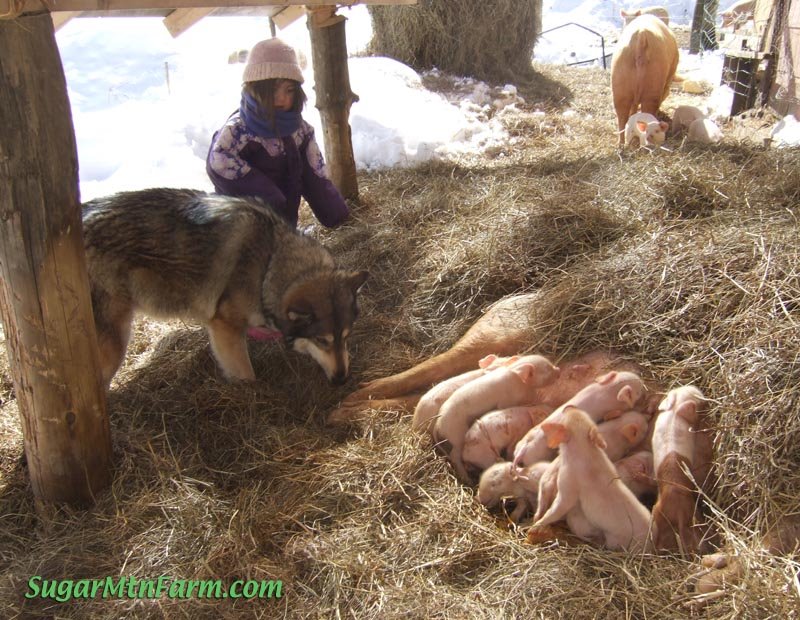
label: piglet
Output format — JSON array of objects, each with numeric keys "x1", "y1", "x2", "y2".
[
  {"x1": 559, "y1": 370, "x2": 647, "y2": 422},
  {"x1": 614, "y1": 450, "x2": 657, "y2": 499},
  {"x1": 530, "y1": 410, "x2": 649, "y2": 520},
  {"x1": 535, "y1": 449, "x2": 656, "y2": 526},
  {"x1": 509, "y1": 426, "x2": 557, "y2": 474},
  {"x1": 433, "y1": 354, "x2": 560, "y2": 483},
  {"x1": 462, "y1": 404, "x2": 553, "y2": 472},
  {"x1": 533, "y1": 455, "x2": 560, "y2": 523},
  {"x1": 533, "y1": 406, "x2": 652, "y2": 552},
  {"x1": 671, "y1": 105, "x2": 706, "y2": 136},
  {"x1": 625, "y1": 112, "x2": 669, "y2": 148},
  {"x1": 651, "y1": 385, "x2": 708, "y2": 553},
  {"x1": 561, "y1": 449, "x2": 656, "y2": 543},
  {"x1": 522, "y1": 349, "x2": 645, "y2": 408},
  {"x1": 510, "y1": 404, "x2": 645, "y2": 476},
  {"x1": 514, "y1": 370, "x2": 647, "y2": 468},
  {"x1": 477, "y1": 461, "x2": 549, "y2": 523},
  {"x1": 411, "y1": 354, "x2": 518, "y2": 436},
  {"x1": 595, "y1": 409, "x2": 649, "y2": 461},
  {"x1": 687, "y1": 118, "x2": 723, "y2": 144},
  {"x1": 531, "y1": 350, "x2": 633, "y2": 408}
]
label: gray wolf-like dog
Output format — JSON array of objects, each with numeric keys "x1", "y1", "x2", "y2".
[{"x1": 82, "y1": 187, "x2": 368, "y2": 388}]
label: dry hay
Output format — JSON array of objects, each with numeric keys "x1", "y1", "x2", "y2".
[
  {"x1": 1, "y1": 62, "x2": 799, "y2": 618},
  {"x1": 368, "y1": 0, "x2": 541, "y2": 83}
]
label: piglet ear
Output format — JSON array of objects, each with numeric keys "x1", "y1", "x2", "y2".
[
  {"x1": 658, "y1": 391, "x2": 675, "y2": 412},
  {"x1": 567, "y1": 363, "x2": 590, "y2": 379},
  {"x1": 637, "y1": 121, "x2": 648, "y2": 132},
  {"x1": 511, "y1": 362, "x2": 536, "y2": 384},
  {"x1": 541, "y1": 422, "x2": 569, "y2": 448},
  {"x1": 675, "y1": 400, "x2": 698, "y2": 424},
  {"x1": 478, "y1": 354, "x2": 498, "y2": 368},
  {"x1": 617, "y1": 384, "x2": 636, "y2": 408},
  {"x1": 596, "y1": 371, "x2": 617, "y2": 385},
  {"x1": 621, "y1": 423, "x2": 642, "y2": 445},
  {"x1": 478, "y1": 354, "x2": 519, "y2": 369},
  {"x1": 589, "y1": 426, "x2": 607, "y2": 450},
  {"x1": 660, "y1": 121, "x2": 670, "y2": 132},
  {"x1": 644, "y1": 393, "x2": 661, "y2": 415}
]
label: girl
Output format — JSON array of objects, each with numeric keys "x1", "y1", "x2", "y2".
[{"x1": 206, "y1": 37, "x2": 349, "y2": 229}]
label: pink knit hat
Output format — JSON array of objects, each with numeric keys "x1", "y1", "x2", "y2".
[{"x1": 243, "y1": 38, "x2": 304, "y2": 84}]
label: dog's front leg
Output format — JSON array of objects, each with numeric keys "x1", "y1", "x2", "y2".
[{"x1": 207, "y1": 319, "x2": 256, "y2": 381}]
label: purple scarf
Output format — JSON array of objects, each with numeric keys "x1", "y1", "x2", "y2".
[{"x1": 239, "y1": 91, "x2": 301, "y2": 138}]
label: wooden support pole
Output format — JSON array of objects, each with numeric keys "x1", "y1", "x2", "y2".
[
  {"x1": 307, "y1": 5, "x2": 359, "y2": 200},
  {"x1": 0, "y1": 12, "x2": 112, "y2": 505}
]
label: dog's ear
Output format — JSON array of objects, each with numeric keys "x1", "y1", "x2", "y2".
[{"x1": 347, "y1": 270, "x2": 369, "y2": 294}]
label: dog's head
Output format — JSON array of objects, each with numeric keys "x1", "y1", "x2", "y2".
[{"x1": 277, "y1": 269, "x2": 368, "y2": 384}]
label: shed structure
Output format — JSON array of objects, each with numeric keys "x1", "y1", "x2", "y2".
[
  {"x1": 0, "y1": 0, "x2": 413, "y2": 506},
  {"x1": 717, "y1": 0, "x2": 799, "y2": 117}
]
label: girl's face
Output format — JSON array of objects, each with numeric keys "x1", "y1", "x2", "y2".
[{"x1": 273, "y1": 80, "x2": 297, "y2": 112}]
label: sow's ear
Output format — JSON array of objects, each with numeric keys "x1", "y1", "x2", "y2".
[{"x1": 347, "y1": 270, "x2": 369, "y2": 294}]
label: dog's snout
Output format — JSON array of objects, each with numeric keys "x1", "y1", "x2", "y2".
[{"x1": 331, "y1": 371, "x2": 348, "y2": 386}]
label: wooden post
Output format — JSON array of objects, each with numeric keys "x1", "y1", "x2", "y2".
[
  {"x1": 307, "y1": 5, "x2": 359, "y2": 200},
  {"x1": 0, "y1": 13, "x2": 112, "y2": 504}
]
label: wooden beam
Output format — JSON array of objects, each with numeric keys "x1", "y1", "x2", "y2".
[
  {"x1": 1, "y1": 0, "x2": 416, "y2": 18},
  {"x1": 51, "y1": 11, "x2": 81, "y2": 30},
  {"x1": 163, "y1": 7, "x2": 214, "y2": 37},
  {"x1": 308, "y1": 5, "x2": 358, "y2": 200},
  {"x1": 0, "y1": 13, "x2": 112, "y2": 505}
]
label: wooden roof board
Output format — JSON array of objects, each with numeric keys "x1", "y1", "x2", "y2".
[{"x1": 3, "y1": 0, "x2": 416, "y2": 17}]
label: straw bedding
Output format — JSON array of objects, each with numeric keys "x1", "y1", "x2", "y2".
[{"x1": 0, "y1": 59, "x2": 798, "y2": 618}]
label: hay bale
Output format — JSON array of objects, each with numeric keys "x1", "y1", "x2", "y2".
[{"x1": 368, "y1": 0, "x2": 542, "y2": 82}]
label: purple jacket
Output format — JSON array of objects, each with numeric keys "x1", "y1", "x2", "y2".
[{"x1": 206, "y1": 113, "x2": 349, "y2": 228}]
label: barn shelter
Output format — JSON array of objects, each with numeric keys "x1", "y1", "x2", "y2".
[
  {"x1": 0, "y1": 0, "x2": 413, "y2": 506},
  {"x1": 717, "y1": 0, "x2": 800, "y2": 117}
]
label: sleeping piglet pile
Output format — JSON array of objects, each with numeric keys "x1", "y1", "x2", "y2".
[{"x1": 413, "y1": 351, "x2": 715, "y2": 554}]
